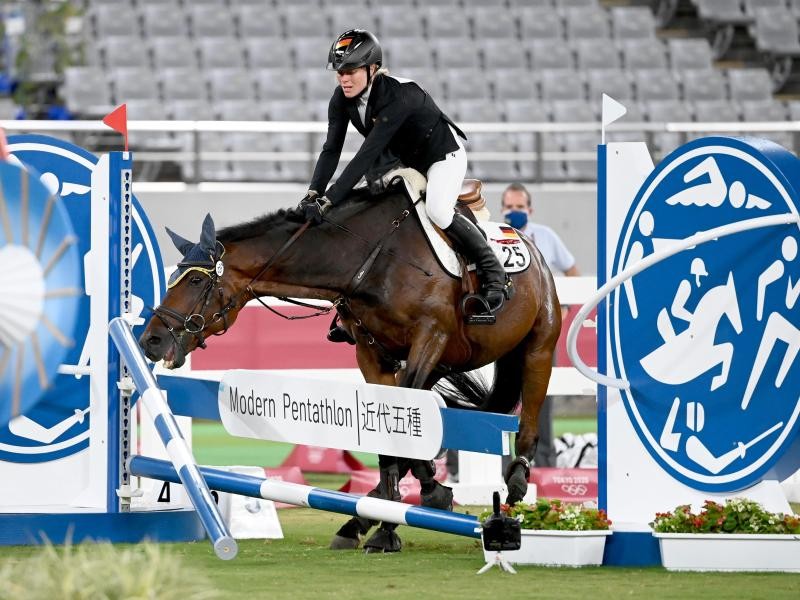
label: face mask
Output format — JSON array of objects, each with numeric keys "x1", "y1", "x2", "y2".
[{"x1": 504, "y1": 210, "x2": 528, "y2": 230}]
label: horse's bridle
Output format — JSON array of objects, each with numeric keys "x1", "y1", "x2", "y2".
[{"x1": 151, "y1": 222, "x2": 312, "y2": 355}]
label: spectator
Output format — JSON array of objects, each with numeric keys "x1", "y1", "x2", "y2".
[{"x1": 501, "y1": 182, "x2": 580, "y2": 468}]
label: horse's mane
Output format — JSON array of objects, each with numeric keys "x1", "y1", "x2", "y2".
[
  {"x1": 216, "y1": 187, "x2": 406, "y2": 243},
  {"x1": 216, "y1": 209, "x2": 296, "y2": 243}
]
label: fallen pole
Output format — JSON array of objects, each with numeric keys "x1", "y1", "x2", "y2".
[{"x1": 130, "y1": 455, "x2": 482, "y2": 539}]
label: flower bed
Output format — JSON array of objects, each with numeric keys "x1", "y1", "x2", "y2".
[{"x1": 651, "y1": 498, "x2": 800, "y2": 572}]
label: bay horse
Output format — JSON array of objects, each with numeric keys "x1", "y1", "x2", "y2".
[{"x1": 139, "y1": 181, "x2": 561, "y2": 552}]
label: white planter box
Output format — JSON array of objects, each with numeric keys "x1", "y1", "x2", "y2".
[
  {"x1": 654, "y1": 532, "x2": 800, "y2": 572},
  {"x1": 482, "y1": 529, "x2": 611, "y2": 567}
]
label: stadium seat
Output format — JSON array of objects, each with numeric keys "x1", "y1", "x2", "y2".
[
  {"x1": 425, "y1": 7, "x2": 470, "y2": 39},
  {"x1": 443, "y1": 69, "x2": 490, "y2": 100},
  {"x1": 111, "y1": 67, "x2": 159, "y2": 102},
  {"x1": 563, "y1": 132, "x2": 598, "y2": 181},
  {"x1": 150, "y1": 37, "x2": 197, "y2": 69},
  {"x1": 743, "y1": 0, "x2": 786, "y2": 18},
  {"x1": 267, "y1": 100, "x2": 316, "y2": 121},
  {"x1": 302, "y1": 68, "x2": 339, "y2": 101},
  {"x1": 398, "y1": 67, "x2": 443, "y2": 98},
  {"x1": 252, "y1": 68, "x2": 302, "y2": 101},
  {"x1": 564, "y1": 7, "x2": 611, "y2": 39},
  {"x1": 453, "y1": 100, "x2": 504, "y2": 123},
  {"x1": 197, "y1": 38, "x2": 246, "y2": 70},
  {"x1": 160, "y1": 68, "x2": 207, "y2": 101},
  {"x1": 466, "y1": 133, "x2": 518, "y2": 181},
  {"x1": 620, "y1": 38, "x2": 668, "y2": 70},
  {"x1": 680, "y1": 69, "x2": 727, "y2": 101},
  {"x1": 471, "y1": 7, "x2": 518, "y2": 39},
  {"x1": 235, "y1": 6, "x2": 283, "y2": 38},
  {"x1": 481, "y1": 39, "x2": 528, "y2": 70},
  {"x1": 575, "y1": 39, "x2": 621, "y2": 70},
  {"x1": 739, "y1": 99, "x2": 793, "y2": 148},
  {"x1": 633, "y1": 69, "x2": 680, "y2": 101},
  {"x1": 727, "y1": 68, "x2": 773, "y2": 101},
  {"x1": 140, "y1": 4, "x2": 190, "y2": 38},
  {"x1": 292, "y1": 37, "x2": 332, "y2": 69},
  {"x1": 539, "y1": 69, "x2": 586, "y2": 101},
  {"x1": 283, "y1": 6, "x2": 330, "y2": 38},
  {"x1": 330, "y1": 7, "x2": 378, "y2": 36},
  {"x1": 692, "y1": 99, "x2": 740, "y2": 125},
  {"x1": 695, "y1": 0, "x2": 748, "y2": 23},
  {"x1": 434, "y1": 39, "x2": 480, "y2": 70},
  {"x1": 383, "y1": 39, "x2": 434, "y2": 70},
  {"x1": 377, "y1": 6, "x2": 424, "y2": 39},
  {"x1": 644, "y1": 99, "x2": 693, "y2": 157},
  {"x1": 63, "y1": 66, "x2": 114, "y2": 115},
  {"x1": 245, "y1": 39, "x2": 290, "y2": 69},
  {"x1": 528, "y1": 39, "x2": 574, "y2": 70},
  {"x1": 493, "y1": 68, "x2": 538, "y2": 100},
  {"x1": 550, "y1": 99, "x2": 597, "y2": 122},
  {"x1": 103, "y1": 37, "x2": 149, "y2": 69},
  {"x1": 584, "y1": 69, "x2": 633, "y2": 101},
  {"x1": 207, "y1": 68, "x2": 255, "y2": 101},
  {"x1": 668, "y1": 38, "x2": 714, "y2": 72},
  {"x1": 217, "y1": 100, "x2": 265, "y2": 121},
  {"x1": 188, "y1": 4, "x2": 236, "y2": 38},
  {"x1": 518, "y1": 8, "x2": 564, "y2": 40},
  {"x1": 91, "y1": 4, "x2": 139, "y2": 39},
  {"x1": 610, "y1": 6, "x2": 657, "y2": 39},
  {"x1": 750, "y1": 8, "x2": 800, "y2": 56}
]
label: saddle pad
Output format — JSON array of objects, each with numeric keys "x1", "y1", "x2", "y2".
[{"x1": 382, "y1": 167, "x2": 532, "y2": 277}]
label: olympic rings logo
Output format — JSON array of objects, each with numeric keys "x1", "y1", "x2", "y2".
[{"x1": 560, "y1": 484, "x2": 588, "y2": 496}]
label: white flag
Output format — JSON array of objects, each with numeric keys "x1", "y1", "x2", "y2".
[{"x1": 601, "y1": 93, "x2": 627, "y2": 128}]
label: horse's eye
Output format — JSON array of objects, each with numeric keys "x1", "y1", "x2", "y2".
[{"x1": 190, "y1": 276, "x2": 203, "y2": 285}]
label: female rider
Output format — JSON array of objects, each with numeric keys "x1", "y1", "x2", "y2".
[{"x1": 300, "y1": 29, "x2": 511, "y2": 331}]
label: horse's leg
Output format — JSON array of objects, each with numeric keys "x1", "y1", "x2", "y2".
[
  {"x1": 330, "y1": 345, "x2": 400, "y2": 550},
  {"x1": 331, "y1": 341, "x2": 406, "y2": 551},
  {"x1": 710, "y1": 342, "x2": 733, "y2": 391},
  {"x1": 506, "y1": 333, "x2": 556, "y2": 505},
  {"x1": 363, "y1": 328, "x2": 453, "y2": 552}
]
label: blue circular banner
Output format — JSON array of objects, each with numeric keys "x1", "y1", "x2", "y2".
[
  {"x1": 1, "y1": 135, "x2": 165, "y2": 463},
  {"x1": 610, "y1": 137, "x2": 800, "y2": 492}
]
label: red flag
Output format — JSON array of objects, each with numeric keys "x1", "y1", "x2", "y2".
[{"x1": 102, "y1": 104, "x2": 128, "y2": 151}]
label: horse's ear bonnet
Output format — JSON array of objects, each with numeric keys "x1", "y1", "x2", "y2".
[{"x1": 166, "y1": 214, "x2": 224, "y2": 288}]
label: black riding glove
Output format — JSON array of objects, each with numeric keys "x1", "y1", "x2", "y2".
[
  {"x1": 303, "y1": 196, "x2": 333, "y2": 225},
  {"x1": 298, "y1": 190, "x2": 318, "y2": 207}
]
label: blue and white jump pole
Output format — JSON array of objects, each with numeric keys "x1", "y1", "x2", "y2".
[
  {"x1": 109, "y1": 318, "x2": 237, "y2": 560},
  {"x1": 129, "y1": 456, "x2": 481, "y2": 539}
]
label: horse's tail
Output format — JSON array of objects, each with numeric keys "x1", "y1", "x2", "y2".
[{"x1": 434, "y1": 348, "x2": 525, "y2": 414}]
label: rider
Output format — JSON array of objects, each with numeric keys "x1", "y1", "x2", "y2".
[{"x1": 299, "y1": 29, "x2": 511, "y2": 340}]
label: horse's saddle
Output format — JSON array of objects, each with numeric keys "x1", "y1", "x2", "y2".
[{"x1": 381, "y1": 167, "x2": 532, "y2": 278}]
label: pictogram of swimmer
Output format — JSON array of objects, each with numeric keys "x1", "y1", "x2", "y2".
[{"x1": 665, "y1": 156, "x2": 771, "y2": 210}]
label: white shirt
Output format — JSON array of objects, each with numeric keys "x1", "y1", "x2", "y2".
[
  {"x1": 357, "y1": 84, "x2": 372, "y2": 127},
  {"x1": 522, "y1": 222, "x2": 575, "y2": 275}
]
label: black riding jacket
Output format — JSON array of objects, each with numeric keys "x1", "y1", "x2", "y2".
[{"x1": 309, "y1": 74, "x2": 467, "y2": 205}]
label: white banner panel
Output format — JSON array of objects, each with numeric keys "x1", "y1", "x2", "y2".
[{"x1": 219, "y1": 371, "x2": 445, "y2": 460}]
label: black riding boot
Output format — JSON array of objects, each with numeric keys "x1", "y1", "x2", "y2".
[{"x1": 444, "y1": 214, "x2": 511, "y2": 323}]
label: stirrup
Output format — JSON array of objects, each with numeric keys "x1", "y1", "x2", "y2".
[{"x1": 461, "y1": 293, "x2": 500, "y2": 325}]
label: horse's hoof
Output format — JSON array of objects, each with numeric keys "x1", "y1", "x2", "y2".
[
  {"x1": 506, "y1": 471, "x2": 528, "y2": 505},
  {"x1": 330, "y1": 534, "x2": 360, "y2": 550},
  {"x1": 421, "y1": 482, "x2": 454, "y2": 511},
  {"x1": 363, "y1": 529, "x2": 402, "y2": 553}
]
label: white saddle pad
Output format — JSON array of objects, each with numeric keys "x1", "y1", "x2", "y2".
[{"x1": 382, "y1": 168, "x2": 533, "y2": 278}]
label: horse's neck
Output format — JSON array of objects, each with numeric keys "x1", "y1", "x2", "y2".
[{"x1": 228, "y1": 227, "x2": 361, "y2": 302}]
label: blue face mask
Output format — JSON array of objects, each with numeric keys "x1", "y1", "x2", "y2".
[{"x1": 504, "y1": 210, "x2": 528, "y2": 230}]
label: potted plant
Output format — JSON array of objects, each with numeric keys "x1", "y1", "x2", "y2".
[
  {"x1": 651, "y1": 498, "x2": 800, "y2": 572},
  {"x1": 480, "y1": 498, "x2": 612, "y2": 567}
]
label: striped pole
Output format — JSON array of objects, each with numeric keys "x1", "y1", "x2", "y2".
[
  {"x1": 109, "y1": 318, "x2": 237, "y2": 560},
  {"x1": 130, "y1": 455, "x2": 482, "y2": 539}
]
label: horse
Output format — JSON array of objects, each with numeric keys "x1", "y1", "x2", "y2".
[{"x1": 139, "y1": 181, "x2": 561, "y2": 552}]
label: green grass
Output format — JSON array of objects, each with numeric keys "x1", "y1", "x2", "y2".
[
  {"x1": 192, "y1": 417, "x2": 598, "y2": 469},
  {"x1": 2, "y1": 510, "x2": 798, "y2": 599}
]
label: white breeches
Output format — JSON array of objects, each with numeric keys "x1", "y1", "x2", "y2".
[{"x1": 425, "y1": 127, "x2": 467, "y2": 229}]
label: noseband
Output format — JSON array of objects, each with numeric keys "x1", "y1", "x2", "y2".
[{"x1": 152, "y1": 242, "x2": 239, "y2": 353}]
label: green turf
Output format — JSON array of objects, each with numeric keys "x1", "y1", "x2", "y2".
[
  {"x1": 2, "y1": 510, "x2": 798, "y2": 599},
  {"x1": 192, "y1": 417, "x2": 597, "y2": 469}
]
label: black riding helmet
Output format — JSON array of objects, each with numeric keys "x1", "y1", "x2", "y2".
[{"x1": 327, "y1": 29, "x2": 382, "y2": 71}]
